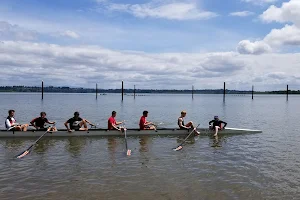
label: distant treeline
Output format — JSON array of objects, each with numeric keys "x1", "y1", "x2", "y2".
[{"x1": 0, "y1": 86, "x2": 299, "y2": 94}]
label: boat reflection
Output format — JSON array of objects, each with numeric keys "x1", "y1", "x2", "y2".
[
  {"x1": 33, "y1": 139, "x2": 56, "y2": 153},
  {"x1": 66, "y1": 137, "x2": 87, "y2": 156},
  {"x1": 4, "y1": 139, "x2": 25, "y2": 148},
  {"x1": 107, "y1": 137, "x2": 117, "y2": 166},
  {"x1": 139, "y1": 136, "x2": 150, "y2": 153},
  {"x1": 210, "y1": 135, "x2": 227, "y2": 148}
]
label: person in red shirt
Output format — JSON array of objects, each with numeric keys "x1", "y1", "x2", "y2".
[
  {"x1": 139, "y1": 110, "x2": 156, "y2": 130},
  {"x1": 108, "y1": 111, "x2": 123, "y2": 131}
]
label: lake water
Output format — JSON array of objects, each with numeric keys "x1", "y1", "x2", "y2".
[{"x1": 0, "y1": 93, "x2": 299, "y2": 200}]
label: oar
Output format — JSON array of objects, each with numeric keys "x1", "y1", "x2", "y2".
[
  {"x1": 15, "y1": 127, "x2": 53, "y2": 159},
  {"x1": 123, "y1": 123, "x2": 131, "y2": 156},
  {"x1": 173, "y1": 124, "x2": 200, "y2": 151}
]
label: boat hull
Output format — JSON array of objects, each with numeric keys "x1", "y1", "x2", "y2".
[{"x1": 0, "y1": 128, "x2": 262, "y2": 138}]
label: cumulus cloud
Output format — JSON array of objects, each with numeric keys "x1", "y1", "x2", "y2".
[
  {"x1": 0, "y1": 21, "x2": 37, "y2": 41},
  {"x1": 229, "y1": 11, "x2": 255, "y2": 17},
  {"x1": 0, "y1": 41, "x2": 300, "y2": 90},
  {"x1": 264, "y1": 24, "x2": 300, "y2": 46},
  {"x1": 238, "y1": 0, "x2": 300, "y2": 54},
  {"x1": 59, "y1": 30, "x2": 80, "y2": 39},
  {"x1": 105, "y1": 2, "x2": 217, "y2": 20},
  {"x1": 267, "y1": 72, "x2": 287, "y2": 80},
  {"x1": 237, "y1": 40, "x2": 272, "y2": 55},
  {"x1": 260, "y1": 0, "x2": 300, "y2": 26},
  {"x1": 242, "y1": 0, "x2": 277, "y2": 6}
]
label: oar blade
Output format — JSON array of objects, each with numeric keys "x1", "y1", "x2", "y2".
[
  {"x1": 126, "y1": 149, "x2": 131, "y2": 156},
  {"x1": 173, "y1": 146, "x2": 183, "y2": 151},
  {"x1": 16, "y1": 148, "x2": 32, "y2": 159}
]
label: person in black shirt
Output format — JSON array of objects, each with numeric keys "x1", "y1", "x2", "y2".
[
  {"x1": 30, "y1": 112, "x2": 57, "y2": 132},
  {"x1": 64, "y1": 111, "x2": 94, "y2": 132},
  {"x1": 209, "y1": 116, "x2": 227, "y2": 137}
]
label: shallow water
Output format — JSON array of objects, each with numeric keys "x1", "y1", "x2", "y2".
[{"x1": 0, "y1": 93, "x2": 299, "y2": 200}]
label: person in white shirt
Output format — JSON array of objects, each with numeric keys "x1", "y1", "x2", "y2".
[{"x1": 5, "y1": 110, "x2": 28, "y2": 131}]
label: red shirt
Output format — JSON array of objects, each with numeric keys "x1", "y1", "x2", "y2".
[
  {"x1": 139, "y1": 116, "x2": 146, "y2": 130},
  {"x1": 108, "y1": 116, "x2": 116, "y2": 130}
]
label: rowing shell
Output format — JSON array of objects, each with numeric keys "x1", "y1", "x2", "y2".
[{"x1": 0, "y1": 128, "x2": 262, "y2": 138}]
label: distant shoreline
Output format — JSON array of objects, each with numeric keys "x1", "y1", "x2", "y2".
[{"x1": 0, "y1": 86, "x2": 299, "y2": 94}]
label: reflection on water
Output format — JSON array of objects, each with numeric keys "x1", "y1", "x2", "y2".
[
  {"x1": 66, "y1": 137, "x2": 87, "y2": 156},
  {"x1": 107, "y1": 137, "x2": 117, "y2": 166},
  {"x1": 5, "y1": 139, "x2": 25, "y2": 149},
  {"x1": 210, "y1": 135, "x2": 227, "y2": 148},
  {"x1": 34, "y1": 139, "x2": 56, "y2": 153},
  {"x1": 139, "y1": 136, "x2": 150, "y2": 153}
]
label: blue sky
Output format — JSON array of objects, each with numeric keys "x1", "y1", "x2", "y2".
[{"x1": 0, "y1": 0, "x2": 299, "y2": 90}]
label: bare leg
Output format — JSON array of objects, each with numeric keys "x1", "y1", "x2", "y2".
[
  {"x1": 186, "y1": 121, "x2": 200, "y2": 135},
  {"x1": 79, "y1": 120, "x2": 88, "y2": 131},
  {"x1": 214, "y1": 126, "x2": 220, "y2": 137},
  {"x1": 23, "y1": 124, "x2": 28, "y2": 131},
  {"x1": 149, "y1": 125, "x2": 156, "y2": 130},
  {"x1": 48, "y1": 127, "x2": 57, "y2": 132},
  {"x1": 185, "y1": 121, "x2": 193, "y2": 128},
  {"x1": 15, "y1": 126, "x2": 22, "y2": 131}
]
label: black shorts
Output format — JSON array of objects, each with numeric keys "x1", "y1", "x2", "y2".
[
  {"x1": 38, "y1": 127, "x2": 48, "y2": 131},
  {"x1": 8, "y1": 127, "x2": 16, "y2": 131},
  {"x1": 72, "y1": 126, "x2": 81, "y2": 131}
]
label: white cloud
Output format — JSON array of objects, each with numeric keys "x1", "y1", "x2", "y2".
[
  {"x1": 260, "y1": 0, "x2": 300, "y2": 27},
  {"x1": 229, "y1": 11, "x2": 255, "y2": 17},
  {"x1": 0, "y1": 41, "x2": 300, "y2": 90},
  {"x1": 59, "y1": 30, "x2": 80, "y2": 39},
  {"x1": 105, "y1": 2, "x2": 217, "y2": 20},
  {"x1": 264, "y1": 24, "x2": 300, "y2": 46},
  {"x1": 238, "y1": 0, "x2": 300, "y2": 54},
  {"x1": 242, "y1": 0, "x2": 277, "y2": 6},
  {"x1": 237, "y1": 40, "x2": 272, "y2": 55},
  {"x1": 95, "y1": 0, "x2": 108, "y2": 3},
  {"x1": 0, "y1": 21, "x2": 37, "y2": 41},
  {"x1": 267, "y1": 72, "x2": 287, "y2": 80}
]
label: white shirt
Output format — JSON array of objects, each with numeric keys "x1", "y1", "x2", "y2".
[{"x1": 5, "y1": 117, "x2": 16, "y2": 130}]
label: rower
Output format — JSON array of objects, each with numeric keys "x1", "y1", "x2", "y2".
[
  {"x1": 108, "y1": 111, "x2": 123, "y2": 131},
  {"x1": 30, "y1": 112, "x2": 57, "y2": 132},
  {"x1": 209, "y1": 116, "x2": 227, "y2": 137},
  {"x1": 139, "y1": 111, "x2": 156, "y2": 130},
  {"x1": 178, "y1": 111, "x2": 200, "y2": 135},
  {"x1": 5, "y1": 110, "x2": 28, "y2": 131},
  {"x1": 64, "y1": 111, "x2": 94, "y2": 132}
]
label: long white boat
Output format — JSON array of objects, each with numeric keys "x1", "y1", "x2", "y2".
[{"x1": 0, "y1": 127, "x2": 262, "y2": 138}]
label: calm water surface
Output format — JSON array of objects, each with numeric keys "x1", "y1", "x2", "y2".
[{"x1": 0, "y1": 93, "x2": 299, "y2": 200}]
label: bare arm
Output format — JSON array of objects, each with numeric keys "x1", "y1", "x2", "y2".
[
  {"x1": 221, "y1": 121, "x2": 227, "y2": 128},
  {"x1": 84, "y1": 119, "x2": 94, "y2": 126},
  {"x1": 178, "y1": 118, "x2": 188, "y2": 129},
  {"x1": 112, "y1": 123, "x2": 121, "y2": 131},
  {"x1": 30, "y1": 118, "x2": 38, "y2": 129},
  {"x1": 116, "y1": 121, "x2": 123, "y2": 125},
  {"x1": 64, "y1": 121, "x2": 70, "y2": 131},
  {"x1": 45, "y1": 118, "x2": 55, "y2": 125}
]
